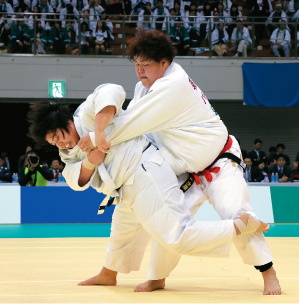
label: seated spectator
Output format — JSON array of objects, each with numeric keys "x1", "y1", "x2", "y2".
[
  {"x1": 100, "y1": 10, "x2": 114, "y2": 42},
  {"x1": 183, "y1": 3, "x2": 203, "y2": 47},
  {"x1": 0, "y1": 12, "x2": 11, "y2": 46},
  {"x1": 82, "y1": 9, "x2": 97, "y2": 32},
  {"x1": 18, "y1": 150, "x2": 52, "y2": 186},
  {"x1": 39, "y1": 0, "x2": 54, "y2": 31},
  {"x1": 9, "y1": 17, "x2": 30, "y2": 53},
  {"x1": 270, "y1": 20, "x2": 290, "y2": 57},
  {"x1": 227, "y1": 3, "x2": 242, "y2": 38},
  {"x1": 244, "y1": 157, "x2": 264, "y2": 182},
  {"x1": 222, "y1": 0, "x2": 232, "y2": 11},
  {"x1": 198, "y1": 3, "x2": 211, "y2": 39},
  {"x1": 0, "y1": 155, "x2": 12, "y2": 183},
  {"x1": 48, "y1": 20, "x2": 70, "y2": 54},
  {"x1": 169, "y1": 17, "x2": 190, "y2": 55},
  {"x1": 50, "y1": 158, "x2": 60, "y2": 181},
  {"x1": 26, "y1": 5, "x2": 44, "y2": 30},
  {"x1": 30, "y1": 20, "x2": 47, "y2": 53},
  {"x1": 268, "y1": 154, "x2": 293, "y2": 182},
  {"x1": 60, "y1": 2, "x2": 80, "y2": 31},
  {"x1": 258, "y1": 160, "x2": 269, "y2": 182},
  {"x1": 93, "y1": 19, "x2": 107, "y2": 54},
  {"x1": 206, "y1": 10, "x2": 222, "y2": 38},
  {"x1": 266, "y1": 3, "x2": 287, "y2": 37},
  {"x1": 212, "y1": 22, "x2": 228, "y2": 56},
  {"x1": 231, "y1": 21, "x2": 252, "y2": 57},
  {"x1": 18, "y1": 145, "x2": 33, "y2": 172},
  {"x1": 152, "y1": 0, "x2": 170, "y2": 31},
  {"x1": 41, "y1": 159, "x2": 49, "y2": 167},
  {"x1": 292, "y1": 160, "x2": 299, "y2": 180},
  {"x1": 70, "y1": 0, "x2": 89, "y2": 14},
  {"x1": 216, "y1": 2, "x2": 229, "y2": 21},
  {"x1": 284, "y1": 0, "x2": 296, "y2": 19},
  {"x1": 266, "y1": 146, "x2": 277, "y2": 165},
  {"x1": 0, "y1": 0, "x2": 14, "y2": 17},
  {"x1": 248, "y1": 138, "x2": 266, "y2": 166},
  {"x1": 173, "y1": 1, "x2": 182, "y2": 16},
  {"x1": 276, "y1": 143, "x2": 290, "y2": 165},
  {"x1": 137, "y1": 2, "x2": 154, "y2": 31},
  {"x1": 268, "y1": 157, "x2": 277, "y2": 166},
  {"x1": 131, "y1": 0, "x2": 146, "y2": 17},
  {"x1": 0, "y1": 150, "x2": 10, "y2": 169},
  {"x1": 77, "y1": 21, "x2": 93, "y2": 54},
  {"x1": 83, "y1": 0, "x2": 104, "y2": 20}
]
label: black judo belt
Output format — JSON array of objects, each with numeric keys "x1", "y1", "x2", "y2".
[{"x1": 180, "y1": 153, "x2": 246, "y2": 193}]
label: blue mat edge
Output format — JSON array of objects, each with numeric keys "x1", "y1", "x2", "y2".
[{"x1": 0, "y1": 224, "x2": 298, "y2": 238}]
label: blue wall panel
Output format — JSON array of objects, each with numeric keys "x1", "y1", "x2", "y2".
[{"x1": 21, "y1": 187, "x2": 115, "y2": 224}]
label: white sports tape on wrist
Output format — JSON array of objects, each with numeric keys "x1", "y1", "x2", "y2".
[{"x1": 83, "y1": 157, "x2": 96, "y2": 171}]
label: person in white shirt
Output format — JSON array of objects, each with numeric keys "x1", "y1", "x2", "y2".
[
  {"x1": 137, "y1": 2, "x2": 154, "y2": 31},
  {"x1": 270, "y1": 20, "x2": 290, "y2": 57},
  {"x1": 92, "y1": 30, "x2": 281, "y2": 295},
  {"x1": 231, "y1": 21, "x2": 252, "y2": 57},
  {"x1": 27, "y1": 84, "x2": 267, "y2": 293},
  {"x1": 93, "y1": 19, "x2": 107, "y2": 54},
  {"x1": 211, "y1": 22, "x2": 228, "y2": 56}
]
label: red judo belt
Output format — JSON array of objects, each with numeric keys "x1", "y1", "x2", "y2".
[{"x1": 193, "y1": 135, "x2": 233, "y2": 185}]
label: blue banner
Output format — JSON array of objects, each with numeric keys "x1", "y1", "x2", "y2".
[{"x1": 242, "y1": 62, "x2": 299, "y2": 107}]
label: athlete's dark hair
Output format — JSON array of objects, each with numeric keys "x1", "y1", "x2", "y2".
[
  {"x1": 127, "y1": 30, "x2": 175, "y2": 63},
  {"x1": 27, "y1": 101, "x2": 74, "y2": 149}
]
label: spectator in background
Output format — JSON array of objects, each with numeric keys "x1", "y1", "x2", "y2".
[
  {"x1": 248, "y1": 0, "x2": 271, "y2": 45},
  {"x1": 266, "y1": 3, "x2": 287, "y2": 37},
  {"x1": 106, "y1": 0, "x2": 124, "y2": 15},
  {"x1": 18, "y1": 145, "x2": 33, "y2": 172},
  {"x1": 173, "y1": 1, "x2": 182, "y2": 16},
  {"x1": 183, "y1": 2, "x2": 203, "y2": 47},
  {"x1": 169, "y1": 17, "x2": 190, "y2": 55},
  {"x1": 77, "y1": 21, "x2": 93, "y2": 54},
  {"x1": 60, "y1": 2, "x2": 80, "y2": 34},
  {"x1": 152, "y1": 0, "x2": 170, "y2": 31},
  {"x1": 0, "y1": 150, "x2": 10, "y2": 170},
  {"x1": 26, "y1": 5, "x2": 43, "y2": 30},
  {"x1": 83, "y1": 0, "x2": 104, "y2": 20},
  {"x1": 276, "y1": 143, "x2": 290, "y2": 165},
  {"x1": 100, "y1": 10, "x2": 114, "y2": 42},
  {"x1": 50, "y1": 158, "x2": 60, "y2": 181},
  {"x1": 231, "y1": 21, "x2": 252, "y2": 57},
  {"x1": 198, "y1": 2, "x2": 212, "y2": 39},
  {"x1": 93, "y1": 19, "x2": 107, "y2": 54},
  {"x1": 292, "y1": 161, "x2": 299, "y2": 181},
  {"x1": 206, "y1": 10, "x2": 222, "y2": 38},
  {"x1": 0, "y1": 0, "x2": 14, "y2": 16},
  {"x1": 212, "y1": 22, "x2": 228, "y2": 56},
  {"x1": 270, "y1": 20, "x2": 290, "y2": 57},
  {"x1": 266, "y1": 146, "x2": 277, "y2": 165},
  {"x1": 137, "y1": 2, "x2": 154, "y2": 31},
  {"x1": 0, "y1": 12, "x2": 11, "y2": 46},
  {"x1": 9, "y1": 17, "x2": 30, "y2": 53},
  {"x1": 268, "y1": 154, "x2": 293, "y2": 182},
  {"x1": 18, "y1": 150, "x2": 52, "y2": 186},
  {"x1": 30, "y1": 20, "x2": 47, "y2": 53},
  {"x1": 82, "y1": 9, "x2": 97, "y2": 33},
  {"x1": 248, "y1": 138, "x2": 266, "y2": 166},
  {"x1": 216, "y1": 2, "x2": 229, "y2": 21},
  {"x1": 244, "y1": 157, "x2": 264, "y2": 182},
  {"x1": 71, "y1": 0, "x2": 89, "y2": 13},
  {"x1": 41, "y1": 159, "x2": 49, "y2": 166},
  {"x1": 227, "y1": 3, "x2": 242, "y2": 38},
  {"x1": 39, "y1": 0, "x2": 54, "y2": 31},
  {"x1": 131, "y1": 0, "x2": 146, "y2": 17},
  {"x1": 259, "y1": 160, "x2": 269, "y2": 182},
  {"x1": 0, "y1": 155, "x2": 12, "y2": 183},
  {"x1": 48, "y1": 20, "x2": 70, "y2": 54}
]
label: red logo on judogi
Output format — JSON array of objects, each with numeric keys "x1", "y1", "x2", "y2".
[
  {"x1": 188, "y1": 78, "x2": 197, "y2": 90},
  {"x1": 201, "y1": 93, "x2": 207, "y2": 104}
]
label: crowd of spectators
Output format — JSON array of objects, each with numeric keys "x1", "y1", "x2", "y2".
[
  {"x1": 0, "y1": 147, "x2": 65, "y2": 186},
  {"x1": 1, "y1": 138, "x2": 299, "y2": 185},
  {"x1": 242, "y1": 139, "x2": 299, "y2": 183},
  {"x1": 1, "y1": 0, "x2": 299, "y2": 56}
]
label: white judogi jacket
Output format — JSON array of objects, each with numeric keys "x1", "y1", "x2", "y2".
[
  {"x1": 109, "y1": 63, "x2": 228, "y2": 176},
  {"x1": 59, "y1": 84, "x2": 148, "y2": 212}
]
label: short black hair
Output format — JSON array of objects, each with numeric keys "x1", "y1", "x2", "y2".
[
  {"x1": 27, "y1": 101, "x2": 74, "y2": 149},
  {"x1": 276, "y1": 143, "x2": 285, "y2": 149},
  {"x1": 25, "y1": 150, "x2": 38, "y2": 158},
  {"x1": 254, "y1": 138, "x2": 262, "y2": 144},
  {"x1": 127, "y1": 30, "x2": 175, "y2": 64},
  {"x1": 276, "y1": 153, "x2": 286, "y2": 161},
  {"x1": 269, "y1": 146, "x2": 277, "y2": 153}
]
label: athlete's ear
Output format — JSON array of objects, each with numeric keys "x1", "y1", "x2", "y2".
[{"x1": 161, "y1": 58, "x2": 170, "y2": 69}]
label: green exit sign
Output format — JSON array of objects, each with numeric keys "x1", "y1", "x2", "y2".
[{"x1": 49, "y1": 81, "x2": 66, "y2": 98}]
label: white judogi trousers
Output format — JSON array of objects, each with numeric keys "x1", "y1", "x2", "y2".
[
  {"x1": 104, "y1": 137, "x2": 273, "y2": 280},
  {"x1": 104, "y1": 145, "x2": 236, "y2": 278}
]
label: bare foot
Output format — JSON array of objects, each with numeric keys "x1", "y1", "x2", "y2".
[
  {"x1": 134, "y1": 279, "x2": 165, "y2": 292},
  {"x1": 78, "y1": 267, "x2": 117, "y2": 286},
  {"x1": 234, "y1": 213, "x2": 269, "y2": 236},
  {"x1": 262, "y1": 266, "x2": 281, "y2": 295}
]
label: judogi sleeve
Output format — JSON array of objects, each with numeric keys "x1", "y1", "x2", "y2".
[{"x1": 108, "y1": 76, "x2": 199, "y2": 145}]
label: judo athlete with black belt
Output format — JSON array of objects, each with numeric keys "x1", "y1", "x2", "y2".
[
  {"x1": 82, "y1": 31, "x2": 281, "y2": 295},
  {"x1": 27, "y1": 84, "x2": 268, "y2": 293}
]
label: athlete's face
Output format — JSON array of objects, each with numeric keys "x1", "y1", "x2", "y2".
[
  {"x1": 45, "y1": 120, "x2": 80, "y2": 150},
  {"x1": 134, "y1": 56, "x2": 170, "y2": 89}
]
